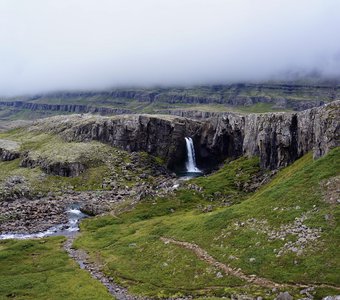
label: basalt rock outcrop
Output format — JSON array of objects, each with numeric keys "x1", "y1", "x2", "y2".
[
  {"x1": 1, "y1": 83, "x2": 339, "y2": 119},
  {"x1": 19, "y1": 154, "x2": 86, "y2": 177},
  {"x1": 29, "y1": 114, "x2": 203, "y2": 168},
  {"x1": 0, "y1": 148, "x2": 20, "y2": 161},
  {"x1": 0, "y1": 101, "x2": 132, "y2": 116},
  {"x1": 0, "y1": 139, "x2": 21, "y2": 161},
  {"x1": 28, "y1": 101, "x2": 339, "y2": 170},
  {"x1": 198, "y1": 101, "x2": 339, "y2": 169}
]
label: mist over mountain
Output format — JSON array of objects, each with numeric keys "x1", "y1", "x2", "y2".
[{"x1": 1, "y1": 0, "x2": 340, "y2": 96}]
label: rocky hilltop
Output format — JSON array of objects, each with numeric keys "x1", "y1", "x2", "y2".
[
  {"x1": 26, "y1": 101, "x2": 339, "y2": 170},
  {"x1": 1, "y1": 83, "x2": 339, "y2": 122}
]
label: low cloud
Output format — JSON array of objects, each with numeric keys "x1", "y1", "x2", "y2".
[{"x1": 0, "y1": 0, "x2": 339, "y2": 96}]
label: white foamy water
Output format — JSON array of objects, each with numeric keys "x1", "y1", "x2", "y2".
[
  {"x1": 185, "y1": 137, "x2": 202, "y2": 173},
  {"x1": 67, "y1": 208, "x2": 82, "y2": 215}
]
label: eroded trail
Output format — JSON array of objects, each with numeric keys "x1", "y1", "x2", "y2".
[
  {"x1": 160, "y1": 237, "x2": 340, "y2": 291},
  {"x1": 63, "y1": 234, "x2": 340, "y2": 300},
  {"x1": 160, "y1": 237, "x2": 284, "y2": 289}
]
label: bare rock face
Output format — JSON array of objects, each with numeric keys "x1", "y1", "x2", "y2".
[
  {"x1": 1, "y1": 83, "x2": 338, "y2": 114},
  {"x1": 0, "y1": 101, "x2": 132, "y2": 115},
  {"x1": 202, "y1": 101, "x2": 339, "y2": 169},
  {"x1": 0, "y1": 139, "x2": 21, "y2": 161},
  {"x1": 242, "y1": 113, "x2": 299, "y2": 168},
  {"x1": 29, "y1": 101, "x2": 339, "y2": 170},
  {"x1": 30, "y1": 114, "x2": 203, "y2": 168},
  {"x1": 20, "y1": 154, "x2": 86, "y2": 177}
]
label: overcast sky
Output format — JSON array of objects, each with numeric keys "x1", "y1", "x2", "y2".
[{"x1": 0, "y1": 0, "x2": 340, "y2": 96}]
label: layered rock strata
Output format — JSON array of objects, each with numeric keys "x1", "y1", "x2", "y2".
[
  {"x1": 1, "y1": 83, "x2": 338, "y2": 112},
  {"x1": 28, "y1": 101, "x2": 339, "y2": 170},
  {"x1": 0, "y1": 101, "x2": 132, "y2": 115}
]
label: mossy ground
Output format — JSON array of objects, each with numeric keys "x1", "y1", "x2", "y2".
[
  {"x1": 194, "y1": 156, "x2": 262, "y2": 202},
  {"x1": 0, "y1": 128, "x2": 163, "y2": 198},
  {"x1": 0, "y1": 237, "x2": 113, "y2": 300},
  {"x1": 74, "y1": 148, "x2": 340, "y2": 298}
]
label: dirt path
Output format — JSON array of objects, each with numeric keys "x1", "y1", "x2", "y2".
[
  {"x1": 160, "y1": 237, "x2": 340, "y2": 292},
  {"x1": 63, "y1": 234, "x2": 340, "y2": 299}
]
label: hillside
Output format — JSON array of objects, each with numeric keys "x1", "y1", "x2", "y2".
[
  {"x1": 0, "y1": 102, "x2": 339, "y2": 299},
  {"x1": 0, "y1": 125, "x2": 174, "y2": 234},
  {"x1": 73, "y1": 148, "x2": 340, "y2": 298},
  {"x1": 1, "y1": 82, "x2": 339, "y2": 124},
  {"x1": 1, "y1": 147, "x2": 337, "y2": 299}
]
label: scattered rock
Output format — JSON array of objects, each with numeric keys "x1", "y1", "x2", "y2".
[
  {"x1": 322, "y1": 296, "x2": 340, "y2": 300},
  {"x1": 275, "y1": 291, "x2": 293, "y2": 300},
  {"x1": 231, "y1": 212, "x2": 322, "y2": 256}
]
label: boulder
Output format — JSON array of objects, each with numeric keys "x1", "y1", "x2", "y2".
[
  {"x1": 275, "y1": 292, "x2": 293, "y2": 300},
  {"x1": 0, "y1": 139, "x2": 21, "y2": 161}
]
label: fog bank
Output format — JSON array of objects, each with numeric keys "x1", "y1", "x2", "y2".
[{"x1": 1, "y1": 0, "x2": 340, "y2": 96}]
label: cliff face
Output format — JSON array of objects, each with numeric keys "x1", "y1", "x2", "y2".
[
  {"x1": 1, "y1": 83, "x2": 339, "y2": 119},
  {"x1": 29, "y1": 115, "x2": 203, "y2": 168},
  {"x1": 19, "y1": 154, "x2": 86, "y2": 177},
  {"x1": 0, "y1": 101, "x2": 132, "y2": 115},
  {"x1": 197, "y1": 101, "x2": 339, "y2": 169},
  {"x1": 0, "y1": 148, "x2": 20, "y2": 161},
  {"x1": 29, "y1": 101, "x2": 339, "y2": 170},
  {"x1": 0, "y1": 139, "x2": 21, "y2": 161}
]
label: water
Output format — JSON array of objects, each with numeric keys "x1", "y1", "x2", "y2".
[
  {"x1": 185, "y1": 137, "x2": 202, "y2": 173},
  {"x1": 0, "y1": 204, "x2": 87, "y2": 240}
]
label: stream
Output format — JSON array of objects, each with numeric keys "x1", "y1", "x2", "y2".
[
  {"x1": 0, "y1": 203, "x2": 87, "y2": 240},
  {"x1": 0, "y1": 137, "x2": 203, "y2": 298}
]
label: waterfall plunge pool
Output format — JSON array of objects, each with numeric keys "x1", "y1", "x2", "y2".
[{"x1": 176, "y1": 137, "x2": 204, "y2": 180}]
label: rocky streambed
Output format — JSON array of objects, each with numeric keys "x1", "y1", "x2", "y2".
[
  {"x1": 0, "y1": 176, "x2": 181, "y2": 299},
  {"x1": 0, "y1": 174, "x2": 180, "y2": 238},
  {"x1": 0, "y1": 204, "x2": 86, "y2": 240}
]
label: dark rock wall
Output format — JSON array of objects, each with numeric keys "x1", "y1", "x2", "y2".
[
  {"x1": 30, "y1": 101, "x2": 339, "y2": 170},
  {"x1": 32, "y1": 115, "x2": 203, "y2": 168},
  {"x1": 0, "y1": 101, "x2": 132, "y2": 115},
  {"x1": 205, "y1": 101, "x2": 339, "y2": 169},
  {"x1": 1, "y1": 83, "x2": 339, "y2": 117},
  {"x1": 0, "y1": 148, "x2": 20, "y2": 161},
  {"x1": 20, "y1": 154, "x2": 86, "y2": 177}
]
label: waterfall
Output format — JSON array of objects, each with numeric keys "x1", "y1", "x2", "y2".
[{"x1": 185, "y1": 137, "x2": 201, "y2": 173}]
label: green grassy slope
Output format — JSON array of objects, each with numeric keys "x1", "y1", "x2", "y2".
[
  {"x1": 0, "y1": 128, "x2": 164, "y2": 199},
  {"x1": 0, "y1": 237, "x2": 113, "y2": 300},
  {"x1": 74, "y1": 148, "x2": 340, "y2": 298},
  {"x1": 0, "y1": 130, "x2": 114, "y2": 197}
]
